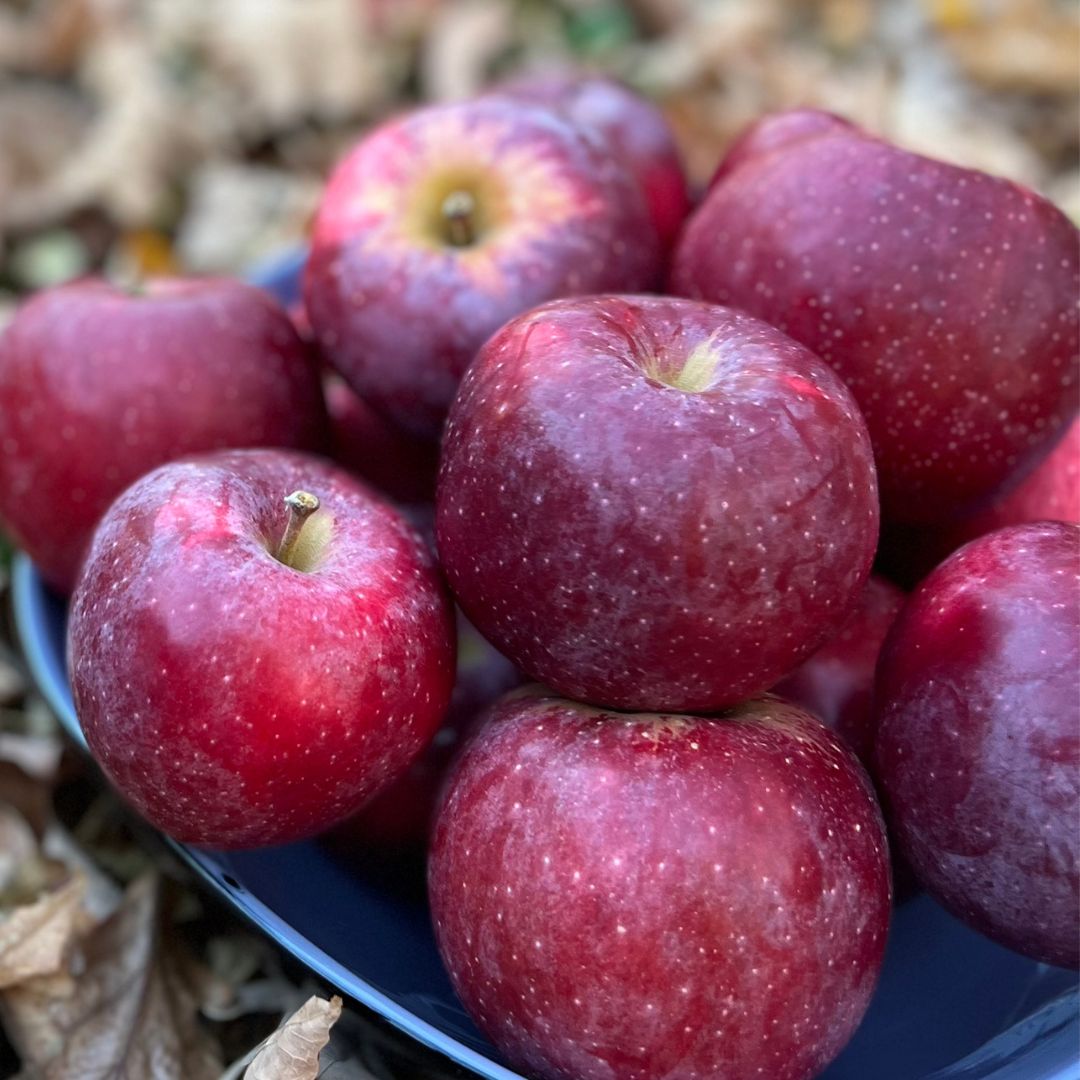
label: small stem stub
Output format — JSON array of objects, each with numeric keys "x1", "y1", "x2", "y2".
[
  {"x1": 441, "y1": 190, "x2": 478, "y2": 247},
  {"x1": 276, "y1": 490, "x2": 320, "y2": 567}
]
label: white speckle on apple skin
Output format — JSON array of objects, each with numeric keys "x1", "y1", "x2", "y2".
[
  {"x1": 68, "y1": 448, "x2": 456, "y2": 849},
  {"x1": 429, "y1": 689, "x2": 891, "y2": 1080}
]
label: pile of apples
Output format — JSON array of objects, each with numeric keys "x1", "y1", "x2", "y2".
[{"x1": 0, "y1": 74, "x2": 1076, "y2": 1080}]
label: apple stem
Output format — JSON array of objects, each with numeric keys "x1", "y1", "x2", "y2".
[
  {"x1": 441, "y1": 191, "x2": 477, "y2": 247},
  {"x1": 276, "y1": 490, "x2": 321, "y2": 568}
]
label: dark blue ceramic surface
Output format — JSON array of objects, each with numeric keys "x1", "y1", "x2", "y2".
[{"x1": 11, "y1": 250, "x2": 1078, "y2": 1080}]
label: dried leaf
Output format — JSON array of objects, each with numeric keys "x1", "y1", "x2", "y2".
[
  {"x1": 0, "y1": 809, "x2": 38, "y2": 898},
  {"x1": 195, "y1": 0, "x2": 393, "y2": 131},
  {"x1": 0, "y1": 732, "x2": 64, "y2": 840},
  {"x1": 0, "y1": 873, "x2": 222, "y2": 1080},
  {"x1": 244, "y1": 994, "x2": 343, "y2": 1080},
  {"x1": 40, "y1": 825, "x2": 123, "y2": 924},
  {"x1": 0, "y1": 734, "x2": 63, "y2": 786},
  {"x1": 421, "y1": 0, "x2": 514, "y2": 101},
  {"x1": 0, "y1": 875, "x2": 85, "y2": 990}
]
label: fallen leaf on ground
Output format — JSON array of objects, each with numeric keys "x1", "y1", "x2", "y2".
[
  {"x1": 0, "y1": 807, "x2": 39, "y2": 897},
  {"x1": 0, "y1": 874, "x2": 85, "y2": 989},
  {"x1": 0, "y1": 872, "x2": 221, "y2": 1079},
  {"x1": 244, "y1": 993, "x2": 343, "y2": 1079}
]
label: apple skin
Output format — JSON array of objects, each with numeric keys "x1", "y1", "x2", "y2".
[
  {"x1": 327, "y1": 613, "x2": 521, "y2": 849},
  {"x1": 436, "y1": 294, "x2": 879, "y2": 712},
  {"x1": 671, "y1": 109, "x2": 1080, "y2": 524},
  {"x1": 494, "y1": 73, "x2": 691, "y2": 252},
  {"x1": 879, "y1": 416, "x2": 1080, "y2": 586},
  {"x1": 68, "y1": 448, "x2": 456, "y2": 849},
  {"x1": 324, "y1": 374, "x2": 439, "y2": 506},
  {"x1": 0, "y1": 277, "x2": 327, "y2": 594},
  {"x1": 304, "y1": 97, "x2": 662, "y2": 440},
  {"x1": 429, "y1": 689, "x2": 891, "y2": 1080},
  {"x1": 773, "y1": 574, "x2": 904, "y2": 766},
  {"x1": 708, "y1": 108, "x2": 855, "y2": 190},
  {"x1": 875, "y1": 521, "x2": 1079, "y2": 967}
]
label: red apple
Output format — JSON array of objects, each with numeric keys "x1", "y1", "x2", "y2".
[
  {"x1": 671, "y1": 109, "x2": 1080, "y2": 524},
  {"x1": 304, "y1": 97, "x2": 662, "y2": 440},
  {"x1": 773, "y1": 574, "x2": 904, "y2": 766},
  {"x1": 68, "y1": 448, "x2": 456, "y2": 849},
  {"x1": 429, "y1": 689, "x2": 891, "y2": 1080},
  {"x1": 0, "y1": 277, "x2": 327, "y2": 594},
  {"x1": 494, "y1": 73, "x2": 690, "y2": 252},
  {"x1": 324, "y1": 374, "x2": 439, "y2": 505},
  {"x1": 875, "y1": 521, "x2": 1079, "y2": 967},
  {"x1": 436, "y1": 294, "x2": 879, "y2": 712},
  {"x1": 328, "y1": 612, "x2": 520, "y2": 849},
  {"x1": 708, "y1": 108, "x2": 855, "y2": 190}
]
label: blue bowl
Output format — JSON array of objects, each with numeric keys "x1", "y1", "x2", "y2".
[{"x1": 11, "y1": 252, "x2": 1078, "y2": 1080}]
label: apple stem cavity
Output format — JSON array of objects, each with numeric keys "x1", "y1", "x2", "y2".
[
  {"x1": 441, "y1": 190, "x2": 478, "y2": 248},
  {"x1": 276, "y1": 490, "x2": 321, "y2": 569}
]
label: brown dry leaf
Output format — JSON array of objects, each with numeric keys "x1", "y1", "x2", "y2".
[
  {"x1": 0, "y1": 874, "x2": 85, "y2": 991},
  {"x1": 0, "y1": 84, "x2": 94, "y2": 234},
  {"x1": 0, "y1": 872, "x2": 222, "y2": 1080},
  {"x1": 0, "y1": 732, "x2": 64, "y2": 839},
  {"x1": 244, "y1": 994, "x2": 343, "y2": 1080},
  {"x1": 0, "y1": 808, "x2": 39, "y2": 898},
  {"x1": 420, "y1": 0, "x2": 514, "y2": 101},
  {"x1": 41, "y1": 824, "x2": 123, "y2": 924},
  {"x1": 940, "y1": 2, "x2": 1080, "y2": 95},
  {"x1": 189, "y1": 0, "x2": 394, "y2": 132}
]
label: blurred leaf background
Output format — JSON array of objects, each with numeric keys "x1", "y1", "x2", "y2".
[
  {"x1": 0, "y1": 0, "x2": 1076, "y2": 1076},
  {"x1": 0, "y1": 0, "x2": 1077, "y2": 318}
]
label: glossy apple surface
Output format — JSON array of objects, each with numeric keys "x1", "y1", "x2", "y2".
[
  {"x1": 672, "y1": 109, "x2": 1080, "y2": 523},
  {"x1": 437, "y1": 294, "x2": 879, "y2": 712},
  {"x1": 495, "y1": 73, "x2": 690, "y2": 252},
  {"x1": 875, "y1": 521, "x2": 1079, "y2": 967},
  {"x1": 0, "y1": 277, "x2": 326, "y2": 594},
  {"x1": 773, "y1": 574, "x2": 904, "y2": 765},
  {"x1": 304, "y1": 97, "x2": 662, "y2": 439},
  {"x1": 68, "y1": 448, "x2": 456, "y2": 849},
  {"x1": 430, "y1": 689, "x2": 891, "y2": 1080}
]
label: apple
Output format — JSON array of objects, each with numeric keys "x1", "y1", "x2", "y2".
[
  {"x1": 327, "y1": 612, "x2": 520, "y2": 849},
  {"x1": 67, "y1": 448, "x2": 456, "y2": 849},
  {"x1": 773, "y1": 574, "x2": 904, "y2": 766},
  {"x1": 303, "y1": 96, "x2": 662, "y2": 440},
  {"x1": 875, "y1": 521, "x2": 1079, "y2": 967},
  {"x1": 880, "y1": 416, "x2": 1080, "y2": 586},
  {"x1": 324, "y1": 374, "x2": 439, "y2": 506},
  {"x1": 429, "y1": 688, "x2": 891, "y2": 1080},
  {"x1": 494, "y1": 73, "x2": 691, "y2": 252},
  {"x1": 436, "y1": 294, "x2": 879, "y2": 712},
  {"x1": 671, "y1": 109, "x2": 1080, "y2": 524},
  {"x1": 0, "y1": 277, "x2": 327, "y2": 594},
  {"x1": 707, "y1": 108, "x2": 854, "y2": 190}
]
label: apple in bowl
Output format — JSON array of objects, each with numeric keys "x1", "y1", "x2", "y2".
[
  {"x1": 430, "y1": 688, "x2": 891, "y2": 1080},
  {"x1": 304, "y1": 97, "x2": 662, "y2": 440},
  {"x1": 436, "y1": 294, "x2": 879, "y2": 712},
  {"x1": 67, "y1": 448, "x2": 456, "y2": 849}
]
